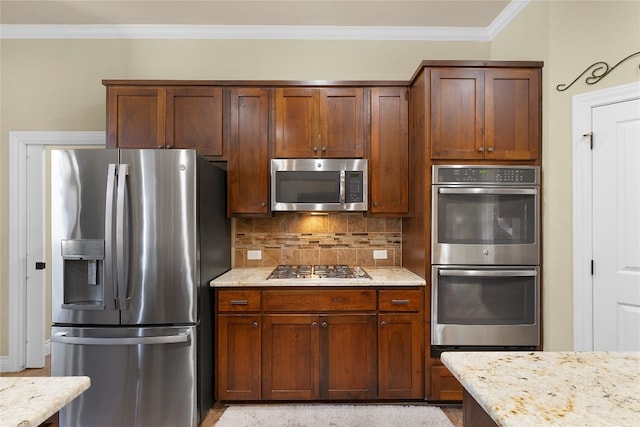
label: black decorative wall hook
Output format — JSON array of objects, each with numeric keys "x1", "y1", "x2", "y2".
[{"x1": 556, "y1": 51, "x2": 640, "y2": 92}]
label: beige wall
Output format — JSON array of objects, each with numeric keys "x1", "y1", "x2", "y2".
[{"x1": 2, "y1": 0, "x2": 639, "y2": 357}]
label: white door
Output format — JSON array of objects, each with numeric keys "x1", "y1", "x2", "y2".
[{"x1": 592, "y1": 98, "x2": 640, "y2": 351}]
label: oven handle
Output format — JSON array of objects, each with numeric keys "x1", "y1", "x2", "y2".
[
  {"x1": 438, "y1": 188, "x2": 537, "y2": 195},
  {"x1": 439, "y1": 269, "x2": 537, "y2": 277}
]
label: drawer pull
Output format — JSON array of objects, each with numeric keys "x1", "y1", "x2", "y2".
[
  {"x1": 252, "y1": 322, "x2": 258, "y2": 329},
  {"x1": 381, "y1": 321, "x2": 387, "y2": 327},
  {"x1": 229, "y1": 300, "x2": 248, "y2": 305},
  {"x1": 391, "y1": 299, "x2": 410, "y2": 305}
]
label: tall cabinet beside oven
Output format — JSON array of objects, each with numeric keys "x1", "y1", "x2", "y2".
[{"x1": 402, "y1": 60, "x2": 543, "y2": 402}]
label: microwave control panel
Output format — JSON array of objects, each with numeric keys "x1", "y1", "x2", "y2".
[
  {"x1": 345, "y1": 171, "x2": 364, "y2": 202},
  {"x1": 433, "y1": 165, "x2": 539, "y2": 185}
]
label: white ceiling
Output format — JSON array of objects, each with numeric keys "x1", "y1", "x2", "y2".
[
  {"x1": 0, "y1": 0, "x2": 527, "y2": 40},
  {"x1": 2, "y1": 1, "x2": 512, "y2": 26}
]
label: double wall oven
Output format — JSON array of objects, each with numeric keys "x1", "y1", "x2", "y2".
[{"x1": 431, "y1": 165, "x2": 540, "y2": 353}]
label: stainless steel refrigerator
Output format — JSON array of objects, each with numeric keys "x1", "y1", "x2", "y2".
[{"x1": 50, "y1": 149, "x2": 230, "y2": 427}]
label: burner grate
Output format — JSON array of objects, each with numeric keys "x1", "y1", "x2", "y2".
[{"x1": 267, "y1": 265, "x2": 370, "y2": 279}]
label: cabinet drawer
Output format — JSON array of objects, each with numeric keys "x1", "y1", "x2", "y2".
[
  {"x1": 217, "y1": 290, "x2": 261, "y2": 312},
  {"x1": 263, "y1": 289, "x2": 376, "y2": 312},
  {"x1": 379, "y1": 290, "x2": 423, "y2": 312}
]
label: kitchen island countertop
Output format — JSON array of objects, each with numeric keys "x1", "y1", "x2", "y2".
[
  {"x1": 210, "y1": 267, "x2": 426, "y2": 287},
  {"x1": 441, "y1": 351, "x2": 640, "y2": 426},
  {"x1": 0, "y1": 376, "x2": 90, "y2": 427}
]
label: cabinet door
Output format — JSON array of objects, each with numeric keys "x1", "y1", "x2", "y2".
[
  {"x1": 430, "y1": 69, "x2": 485, "y2": 159},
  {"x1": 378, "y1": 314, "x2": 423, "y2": 399},
  {"x1": 320, "y1": 314, "x2": 377, "y2": 399},
  {"x1": 320, "y1": 88, "x2": 365, "y2": 157},
  {"x1": 106, "y1": 86, "x2": 165, "y2": 149},
  {"x1": 274, "y1": 88, "x2": 319, "y2": 157},
  {"x1": 217, "y1": 315, "x2": 261, "y2": 400},
  {"x1": 430, "y1": 364, "x2": 463, "y2": 401},
  {"x1": 485, "y1": 69, "x2": 540, "y2": 160},
  {"x1": 227, "y1": 88, "x2": 270, "y2": 215},
  {"x1": 262, "y1": 315, "x2": 320, "y2": 400},
  {"x1": 370, "y1": 87, "x2": 409, "y2": 215},
  {"x1": 166, "y1": 87, "x2": 223, "y2": 157}
]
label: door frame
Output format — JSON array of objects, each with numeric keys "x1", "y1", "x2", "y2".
[
  {"x1": 6, "y1": 131, "x2": 105, "y2": 372},
  {"x1": 572, "y1": 82, "x2": 640, "y2": 351}
]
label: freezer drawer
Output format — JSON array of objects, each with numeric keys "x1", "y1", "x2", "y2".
[{"x1": 51, "y1": 326, "x2": 198, "y2": 427}]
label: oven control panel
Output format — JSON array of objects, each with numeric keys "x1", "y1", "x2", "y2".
[{"x1": 433, "y1": 165, "x2": 539, "y2": 185}]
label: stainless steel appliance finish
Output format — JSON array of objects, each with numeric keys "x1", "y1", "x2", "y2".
[
  {"x1": 432, "y1": 165, "x2": 540, "y2": 266},
  {"x1": 50, "y1": 149, "x2": 230, "y2": 427},
  {"x1": 267, "y1": 265, "x2": 371, "y2": 279},
  {"x1": 271, "y1": 158, "x2": 367, "y2": 211},
  {"x1": 431, "y1": 266, "x2": 540, "y2": 347}
]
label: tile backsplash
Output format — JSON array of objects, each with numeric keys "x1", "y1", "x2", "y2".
[{"x1": 233, "y1": 212, "x2": 402, "y2": 268}]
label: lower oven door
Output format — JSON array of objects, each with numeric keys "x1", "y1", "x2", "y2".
[{"x1": 431, "y1": 266, "x2": 540, "y2": 347}]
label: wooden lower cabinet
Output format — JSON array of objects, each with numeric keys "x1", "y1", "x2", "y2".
[
  {"x1": 378, "y1": 314, "x2": 423, "y2": 399},
  {"x1": 430, "y1": 364, "x2": 463, "y2": 401},
  {"x1": 217, "y1": 314, "x2": 261, "y2": 400},
  {"x1": 215, "y1": 287, "x2": 424, "y2": 402}
]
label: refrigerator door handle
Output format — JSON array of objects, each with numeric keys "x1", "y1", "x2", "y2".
[
  {"x1": 104, "y1": 164, "x2": 118, "y2": 311},
  {"x1": 116, "y1": 164, "x2": 130, "y2": 311},
  {"x1": 51, "y1": 330, "x2": 191, "y2": 346}
]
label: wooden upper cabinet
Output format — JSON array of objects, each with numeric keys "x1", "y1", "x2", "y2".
[
  {"x1": 430, "y1": 67, "x2": 540, "y2": 161},
  {"x1": 484, "y1": 69, "x2": 540, "y2": 160},
  {"x1": 227, "y1": 87, "x2": 270, "y2": 216},
  {"x1": 369, "y1": 87, "x2": 409, "y2": 215},
  {"x1": 106, "y1": 86, "x2": 165, "y2": 149},
  {"x1": 274, "y1": 87, "x2": 364, "y2": 158},
  {"x1": 165, "y1": 87, "x2": 223, "y2": 157},
  {"x1": 105, "y1": 84, "x2": 224, "y2": 158}
]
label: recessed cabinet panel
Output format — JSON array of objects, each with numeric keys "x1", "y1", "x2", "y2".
[
  {"x1": 166, "y1": 87, "x2": 223, "y2": 156},
  {"x1": 228, "y1": 88, "x2": 270, "y2": 215},
  {"x1": 217, "y1": 315, "x2": 261, "y2": 400},
  {"x1": 106, "y1": 87, "x2": 165, "y2": 149},
  {"x1": 370, "y1": 87, "x2": 409, "y2": 215}
]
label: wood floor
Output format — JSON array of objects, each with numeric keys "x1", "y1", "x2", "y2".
[{"x1": 2, "y1": 357, "x2": 463, "y2": 427}]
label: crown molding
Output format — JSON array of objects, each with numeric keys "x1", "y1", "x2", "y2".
[{"x1": 0, "y1": 1, "x2": 528, "y2": 41}]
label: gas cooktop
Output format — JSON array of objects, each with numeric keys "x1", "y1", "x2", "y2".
[{"x1": 267, "y1": 265, "x2": 371, "y2": 280}]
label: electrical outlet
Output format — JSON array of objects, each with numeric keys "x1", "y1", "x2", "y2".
[
  {"x1": 373, "y1": 249, "x2": 387, "y2": 260},
  {"x1": 247, "y1": 250, "x2": 262, "y2": 260}
]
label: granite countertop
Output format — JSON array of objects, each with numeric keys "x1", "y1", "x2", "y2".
[
  {"x1": 210, "y1": 267, "x2": 426, "y2": 287},
  {"x1": 441, "y1": 351, "x2": 640, "y2": 427},
  {"x1": 0, "y1": 376, "x2": 90, "y2": 427}
]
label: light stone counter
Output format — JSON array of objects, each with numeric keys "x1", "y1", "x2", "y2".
[
  {"x1": 0, "y1": 376, "x2": 90, "y2": 427},
  {"x1": 441, "y1": 351, "x2": 640, "y2": 427},
  {"x1": 210, "y1": 267, "x2": 426, "y2": 287}
]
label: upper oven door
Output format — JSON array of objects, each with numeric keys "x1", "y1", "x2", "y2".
[{"x1": 432, "y1": 185, "x2": 539, "y2": 265}]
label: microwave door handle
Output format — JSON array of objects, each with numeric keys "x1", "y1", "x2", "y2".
[
  {"x1": 438, "y1": 188, "x2": 537, "y2": 195},
  {"x1": 340, "y1": 171, "x2": 346, "y2": 203},
  {"x1": 439, "y1": 269, "x2": 537, "y2": 277}
]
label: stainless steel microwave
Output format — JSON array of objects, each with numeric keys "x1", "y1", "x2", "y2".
[{"x1": 271, "y1": 158, "x2": 368, "y2": 211}]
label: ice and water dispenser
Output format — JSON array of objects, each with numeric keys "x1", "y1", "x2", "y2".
[{"x1": 61, "y1": 239, "x2": 105, "y2": 309}]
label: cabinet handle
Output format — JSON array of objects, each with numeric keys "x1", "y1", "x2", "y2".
[
  {"x1": 391, "y1": 299, "x2": 410, "y2": 305},
  {"x1": 252, "y1": 322, "x2": 258, "y2": 329},
  {"x1": 321, "y1": 321, "x2": 328, "y2": 328},
  {"x1": 373, "y1": 202, "x2": 379, "y2": 207},
  {"x1": 166, "y1": 144, "x2": 173, "y2": 149},
  {"x1": 487, "y1": 147, "x2": 494, "y2": 152},
  {"x1": 229, "y1": 300, "x2": 248, "y2": 305},
  {"x1": 478, "y1": 146, "x2": 485, "y2": 152},
  {"x1": 321, "y1": 146, "x2": 326, "y2": 152},
  {"x1": 381, "y1": 321, "x2": 387, "y2": 327},
  {"x1": 261, "y1": 202, "x2": 266, "y2": 207},
  {"x1": 311, "y1": 321, "x2": 318, "y2": 327},
  {"x1": 157, "y1": 144, "x2": 163, "y2": 149},
  {"x1": 313, "y1": 146, "x2": 318, "y2": 152}
]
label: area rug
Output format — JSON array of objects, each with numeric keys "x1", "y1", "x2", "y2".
[{"x1": 214, "y1": 403, "x2": 454, "y2": 427}]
